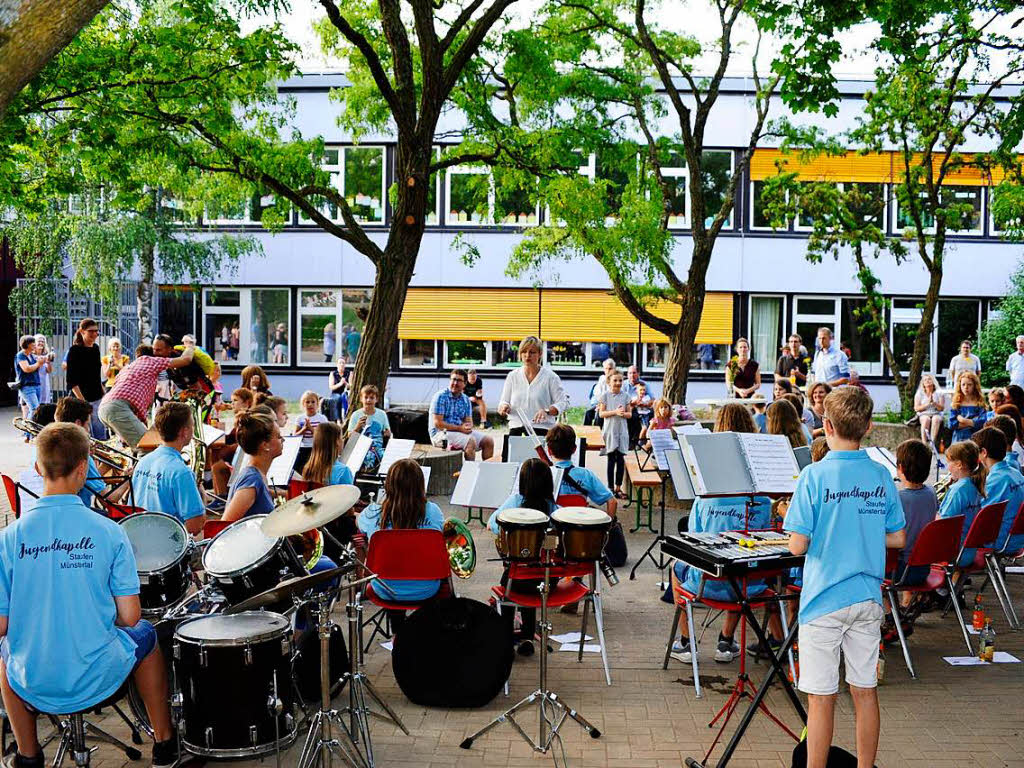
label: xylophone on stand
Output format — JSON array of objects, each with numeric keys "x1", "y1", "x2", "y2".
[{"x1": 662, "y1": 530, "x2": 806, "y2": 768}]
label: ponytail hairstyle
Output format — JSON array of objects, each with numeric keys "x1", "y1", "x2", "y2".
[
  {"x1": 518, "y1": 458, "x2": 555, "y2": 514},
  {"x1": 946, "y1": 440, "x2": 987, "y2": 497},
  {"x1": 303, "y1": 422, "x2": 342, "y2": 485},
  {"x1": 235, "y1": 412, "x2": 276, "y2": 457},
  {"x1": 380, "y1": 458, "x2": 427, "y2": 530},
  {"x1": 74, "y1": 318, "x2": 98, "y2": 346}
]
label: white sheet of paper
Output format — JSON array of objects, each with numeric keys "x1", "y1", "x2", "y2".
[
  {"x1": 558, "y1": 643, "x2": 601, "y2": 653},
  {"x1": 340, "y1": 432, "x2": 373, "y2": 476},
  {"x1": 738, "y1": 433, "x2": 801, "y2": 494},
  {"x1": 963, "y1": 625, "x2": 981, "y2": 635},
  {"x1": 674, "y1": 424, "x2": 710, "y2": 436},
  {"x1": 649, "y1": 429, "x2": 677, "y2": 471},
  {"x1": 199, "y1": 423, "x2": 226, "y2": 447},
  {"x1": 506, "y1": 435, "x2": 579, "y2": 465},
  {"x1": 420, "y1": 465, "x2": 431, "y2": 491},
  {"x1": 377, "y1": 438, "x2": 415, "y2": 476},
  {"x1": 1006, "y1": 566, "x2": 1024, "y2": 574},
  {"x1": 943, "y1": 655, "x2": 990, "y2": 666},
  {"x1": 450, "y1": 461, "x2": 520, "y2": 509},
  {"x1": 259, "y1": 435, "x2": 302, "y2": 487},
  {"x1": 549, "y1": 632, "x2": 593, "y2": 644},
  {"x1": 993, "y1": 651, "x2": 1021, "y2": 663},
  {"x1": 380, "y1": 641, "x2": 393, "y2": 652},
  {"x1": 865, "y1": 446, "x2": 898, "y2": 481}
]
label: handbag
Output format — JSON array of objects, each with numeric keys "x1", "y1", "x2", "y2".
[{"x1": 563, "y1": 468, "x2": 628, "y2": 567}]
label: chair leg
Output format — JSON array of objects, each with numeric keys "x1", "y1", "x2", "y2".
[
  {"x1": 995, "y1": 560, "x2": 1020, "y2": 630},
  {"x1": 663, "y1": 605, "x2": 681, "y2": 670},
  {"x1": 592, "y1": 590, "x2": 612, "y2": 686},
  {"x1": 495, "y1": 600, "x2": 509, "y2": 696},
  {"x1": 946, "y1": 569, "x2": 974, "y2": 654},
  {"x1": 886, "y1": 587, "x2": 916, "y2": 680},
  {"x1": 987, "y1": 555, "x2": 1019, "y2": 630},
  {"x1": 778, "y1": 602, "x2": 797, "y2": 686},
  {"x1": 578, "y1": 595, "x2": 590, "y2": 664},
  {"x1": 684, "y1": 600, "x2": 702, "y2": 699}
]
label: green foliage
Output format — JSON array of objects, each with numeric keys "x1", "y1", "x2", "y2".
[{"x1": 977, "y1": 261, "x2": 1024, "y2": 388}]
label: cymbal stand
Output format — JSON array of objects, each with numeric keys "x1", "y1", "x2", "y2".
[
  {"x1": 296, "y1": 549, "x2": 408, "y2": 768},
  {"x1": 460, "y1": 542, "x2": 601, "y2": 765}
]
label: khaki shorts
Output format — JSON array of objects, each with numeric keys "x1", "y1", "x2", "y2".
[
  {"x1": 98, "y1": 398, "x2": 147, "y2": 449},
  {"x1": 797, "y1": 600, "x2": 883, "y2": 695},
  {"x1": 432, "y1": 429, "x2": 485, "y2": 451}
]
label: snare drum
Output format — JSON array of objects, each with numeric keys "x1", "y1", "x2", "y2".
[
  {"x1": 173, "y1": 612, "x2": 296, "y2": 757},
  {"x1": 496, "y1": 508, "x2": 550, "y2": 561},
  {"x1": 202, "y1": 515, "x2": 305, "y2": 605},
  {"x1": 120, "y1": 512, "x2": 192, "y2": 617},
  {"x1": 551, "y1": 507, "x2": 612, "y2": 561}
]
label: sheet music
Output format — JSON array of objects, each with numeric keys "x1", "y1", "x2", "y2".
[
  {"x1": 678, "y1": 433, "x2": 753, "y2": 495},
  {"x1": 263, "y1": 435, "x2": 302, "y2": 487},
  {"x1": 865, "y1": 446, "x2": 898, "y2": 481},
  {"x1": 737, "y1": 433, "x2": 801, "y2": 494},
  {"x1": 794, "y1": 445, "x2": 812, "y2": 470},
  {"x1": 198, "y1": 423, "x2": 226, "y2": 447},
  {"x1": 450, "y1": 461, "x2": 520, "y2": 509},
  {"x1": 339, "y1": 433, "x2": 372, "y2": 476},
  {"x1": 664, "y1": 449, "x2": 695, "y2": 501},
  {"x1": 420, "y1": 465, "x2": 431, "y2": 490},
  {"x1": 649, "y1": 429, "x2": 678, "y2": 471},
  {"x1": 674, "y1": 423, "x2": 710, "y2": 436},
  {"x1": 377, "y1": 438, "x2": 415, "y2": 476}
]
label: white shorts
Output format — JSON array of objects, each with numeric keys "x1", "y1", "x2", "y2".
[
  {"x1": 797, "y1": 600, "x2": 883, "y2": 695},
  {"x1": 432, "y1": 430, "x2": 485, "y2": 451}
]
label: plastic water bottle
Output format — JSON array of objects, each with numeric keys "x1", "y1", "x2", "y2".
[
  {"x1": 972, "y1": 594, "x2": 986, "y2": 631},
  {"x1": 979, "y1": 619, "x2": 996, "y2": 662}
]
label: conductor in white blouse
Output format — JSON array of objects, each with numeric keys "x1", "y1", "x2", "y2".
[{"x1": 498, "y1": 335, "x2": 570, "y2": 460}]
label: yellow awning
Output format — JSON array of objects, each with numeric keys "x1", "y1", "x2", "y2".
[
  {"x1": 540, "y1": 289, "x2": 639, "y2": 342},
  {"x1": 640, "y1": 292, "x2": 734, "y2": 344},
  {"x1": 398, "y1": 288, "x2": 539, "y2": 340}
]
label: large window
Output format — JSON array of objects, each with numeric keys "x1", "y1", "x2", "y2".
[
  {"x1": 546, "y1": 341, "x2": 587, "y2": 369},
  {"x1": 298, "y1": 149, "x2": 342, "y2": 223},
  {"x1": 793, "y1": 296, "x2": 883, "y2": 376},
  {"x1": 658, "y1": 150, "x2": 687, "y2": 229},
  {"x1": 446, "y1": 167, "x2": 492, "y2": 225},
  {"x1": 894, "y1": 185, "x2": 983, "y2": 235},
  {"x1": 750, "y1": 296, "x2": 784, "y2": 370},
  {"x1": 296, "y1": 288, "x2": 372, "y2": 366},
  {"x1": 203, "y1": 288, "x2": 291, "y2": 366},
  {"x1": 700, "y1": 150, "x2": 734, "y2": 229},
  {"x1": 445, "y1": 340, "x2": 488, "y2": 366},
  {"x1": 490, "y1": 340, "x2": 523, "y2": 367},
  {"x1": 937, "y1": 299, "x2": 981, "y2": 378},
  {"x1": 890, "y1": 299, "x2": 932, "y2": 374},
  {"x1": 400, "y1": 340, "x2": 436, "y2": 368},
  {"x1": 598, "y1": 146, "x2": 635, "y2": 226},
  {"x1": 751, "y1": 181, "x2": 787, "y2": 231},
  {"x1": 343, "y1": 146, "x2": 385, "y2": 224},
  {"x1": 589, "y1": 342, "x2": 635, "y2": 369},
  {"x1": 794, "y1": 297, "x2": 836, "y2": 352},
  {"x1": 644, "y1": 343, "x2": 730, "y2": 371},
  {"x1": 495, "y1": 178, "x2": 539, "y2": 227}
]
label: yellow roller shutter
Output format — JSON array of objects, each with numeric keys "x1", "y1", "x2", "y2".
[
  {"x1": 540, "y1": 290, "x2": 638, "y2": 342},
  {"x1": 640, "y1": 292, "x2": 734, "y2": 344},
  {"x1": 750, "y1": 149, "x2": 894, "y2": 183},
  {"x1": 398, "y1": 288, "x2": 539, "y2": 340}
]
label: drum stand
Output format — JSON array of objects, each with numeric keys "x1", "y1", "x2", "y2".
[
  {"x1": 460, "y1": 551, "x2": 601, "y2": 766},
  {"x1": 296, "y1": 553, "x2": 408, "y2": 768}
]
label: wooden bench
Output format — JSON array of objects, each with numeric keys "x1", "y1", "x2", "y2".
[{"x1": 624, "y1": 454, "x2": 661, "y2": 533}]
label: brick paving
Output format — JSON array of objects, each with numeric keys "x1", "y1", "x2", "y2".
[{"x1": 0, "y1": 408, "x2": 1022, "y2": 767}]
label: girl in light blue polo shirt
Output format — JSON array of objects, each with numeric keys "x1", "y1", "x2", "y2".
[{"x1": 938, "y1": 440, "x2": 986, "y2": 566}]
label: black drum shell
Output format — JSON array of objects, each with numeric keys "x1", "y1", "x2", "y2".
[
  {"x1": 137, "y1": 555, "x2": 192, "y2": 617},
  {"x1": 173, "y1": 618, "x2": 295, "y2": 757},
  {"x1": 204, "y1": 530, "x2": 305, "y2": 606}
]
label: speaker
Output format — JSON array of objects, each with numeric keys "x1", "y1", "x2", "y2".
[
  {"x1": 392, "y1": 598, "x2": 513, "y2": 708},
  {"x1": 387, "y1": 408, "x2": 430, "y2": 444}
]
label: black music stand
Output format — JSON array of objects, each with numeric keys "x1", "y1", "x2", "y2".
[{"x1": 629, "y1": 471, "x2": 670, "y2": 584}]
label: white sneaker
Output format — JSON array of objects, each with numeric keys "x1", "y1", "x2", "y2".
[
  {"x1": 714, "y1": 635, "x2": 740, "y2": 663},
  {"x1": 670, "y1": 639, "x2": 693, "y2": 663}
]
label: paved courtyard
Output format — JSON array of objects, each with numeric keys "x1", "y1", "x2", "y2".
[{"x1": 0, "y1": 408, "x2": 1022, "y2": 767}]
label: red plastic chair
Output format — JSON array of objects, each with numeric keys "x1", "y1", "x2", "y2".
[
  {"x1": 883, "y1": 515, "x2": 967, "y2": 677},
  {"x1": 99, "y1": 502, "x2": 145, "y2": 521},
  {"x1": 986, "y1": 501, "x2": 1024, "y2": 630},
  {"x1": 956, "y1": 501, "x2": 1007, "y2": 569},
  {"x1": 362, "y1": 529, "x2": 452, "y2": 649},
  {"x1": 556, "y1": 494, "x2": 588, "y2": 508},
  {"x1": 288, "y1": 479, "x2": 323, "y2": 500},
  {"x1": 2, "y1": 475, "x2": 21, "y2": 519},
  {"x1": 203, "y1": 519, "x2": 232, "y2": 540}
]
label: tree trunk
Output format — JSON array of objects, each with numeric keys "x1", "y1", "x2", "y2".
[
  {"x1": 852, "y1": 247, "x2": 906, "y2": 406},
  {"x1": 137, "y1": 243, "x2": 154, "y2": 343},
  {"x1": 0, "y1": 0, "x2": 111, "y2": 119},
  {"x1": 662, "y1": 286, "x2": 707, "y2": 404},
  {"x1": 905, "y1": 262, "x2": 943, "y2": 409}
]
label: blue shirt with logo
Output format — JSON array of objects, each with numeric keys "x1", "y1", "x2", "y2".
[
  {"x1": 676, "y1": 495, "x2": 772, "y2": 602},
  {"x1": 985, "y1": 460, "x2": 1024, "y2": 553},
  {"x1": 428, "y1": 389, "x2": 472, "y2": 438},
  {"x1": 358, "y1": 501, "x2": 444, "y2": 601},
  {"x1": 784, "y1": 450, "x2": 905, "y2": 624},
  {"x1": 938, "y1": 476, "x2": 984, "y2": 566},
  {"x1": 132, "y1": 446, "x2": 205, "y2": 524},
  {"x1": 0, "y1": 495, "x2": 140, "y2": 712},
  {"x1": 553, "y1": 460, "x2": 613, "y2": 505}
]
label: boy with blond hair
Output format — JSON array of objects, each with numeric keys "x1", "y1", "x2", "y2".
[{"x1": 784, "y1": 387, "x2": 905, "y2": 768}]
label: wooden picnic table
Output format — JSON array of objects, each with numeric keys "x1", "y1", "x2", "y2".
[
  {"x1": 573, "y1": 425, "x2": 604, "y2": 451},
  {"x1": 137, "y1": 428, "x2": 161, "y2": 453}
]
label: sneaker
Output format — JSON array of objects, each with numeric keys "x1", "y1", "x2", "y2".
[
  {"x1": 152, "y1": 738, "x2": 180, "y2": 768},
  {"x1": 6, "y1": 753, "x2": 44, "y2": 768},
  {"x1": 516, "y1": 640, "x2": 535, "y2": 657},
  {"x1": 715, "y1": 634, "x2": 740, "y2": 663},
  {"x1": 481, "y1": 421, "x2": 490, "y2": 429},
  {"x1": 746, "y1": 637, "x2": 782, "y2": 660},
  {"x1": 669, "y1": 639, "x2": 692, "y2": 663}
]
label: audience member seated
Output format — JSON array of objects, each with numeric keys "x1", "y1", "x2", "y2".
[
  {"x1": 429, "y1": 369, "x2": 494, "y2": 461},
  {"x1": 0, "y1": 423, "x2": 178, "y2": 768},
  {"x1": 348, "y1": 384, "x2": 391, "y2": 472},
  {"x1": 132, "y1": 402, "x2": 206, "y2": 535}
]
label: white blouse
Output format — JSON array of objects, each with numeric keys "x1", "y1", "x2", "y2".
[{"x1": 499, "y1": 365, "x2": 569, "y2": 430}]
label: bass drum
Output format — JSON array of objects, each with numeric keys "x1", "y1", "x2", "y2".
[
  {"x1": 174, "y1": 612, "x2": 296, "y2": 758},
  {"x1": 202, "y1": 515, "x2": 306, "y2": 605},
  {"x1": 120, "y1": 512, "x2": 192, "y2": 617},
  {"x1": 293, "y1": 622, "x2": 350, "y2": 703},
  {"x1": 392, "y1": 598, "x2": 513, "y2": 708}
]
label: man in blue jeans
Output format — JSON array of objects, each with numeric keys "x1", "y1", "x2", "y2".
[{"x1": 0, "y1": 423, "x2": 179, "y2": 768}]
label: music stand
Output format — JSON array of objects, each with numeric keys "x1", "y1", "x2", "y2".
[{"x1": 629, "y1": 447, "x2": 694, "y2": 584}]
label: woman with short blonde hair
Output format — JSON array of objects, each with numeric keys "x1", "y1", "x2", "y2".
[{"x1": 497, "y1": 336, "x2": 569, "y2": 449}]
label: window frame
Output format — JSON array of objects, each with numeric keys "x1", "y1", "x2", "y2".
[
  {"x1": 750, "y1": 180, "x2": 789, "y2": 232},
  {"x1": 296, "y1": 148, "x2": 344, "y2": 226},
  {"x1": 202, "y1": 287, "x2": 293, "y2": 367},
  {"x1": 445, "y1": 166, "x2": 493, "y2": 227},
  {"x1": 341, "y1": 145, "x2": 387, "y2": 225},
  {"x1": 398, "y1": 339, "x2": 438, "y2": 369},
  {"x1": 892, "y1": 184, "x2": 984, "y2": 237},
  {"x1": 544, "y1": 340, "x2": 589, "y2": 371},
  {"x1": 443, "y1": 339, "x2": 491, "y2": 367}
]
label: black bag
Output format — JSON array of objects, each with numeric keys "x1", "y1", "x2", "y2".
[
  {"x1": 392, "y1": 597, "x2": 513, "y2": 708},
  {"x1": 563, "y1": 468, "x2": 628, "y2": 567},
  {"x1": 792, "y1": 740, "x2": 875, "y2": 768}
]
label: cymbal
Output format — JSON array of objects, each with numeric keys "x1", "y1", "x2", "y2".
[
  {"x1": 223, "y1": 565, "x2": 355, "y2": 614},
  {"x1": 261, "y1": 485, "x2": 361, "y2": 537}
]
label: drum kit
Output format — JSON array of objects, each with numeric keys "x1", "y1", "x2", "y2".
[{"x1": 117, "y1": 484, "x2": 402, "y2": 768}]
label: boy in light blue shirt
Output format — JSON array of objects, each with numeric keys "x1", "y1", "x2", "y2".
[
  {"x1": 348, "y1": 384, "x2": 392, "y2": 472},
  {"x1": 0, "y1": 423, "x2": 179, "y2": 768},
  {"x1": 972, "y1": 427, "x2": 1024, "y2": 554},
  {"x1": 132, "y1": 402, "x2": 207, "y2": 535},
  {"x1": 784, "y1": 387, "x2": 905, "y2": 768},
  {"x1": 544, "y1": 424, "x2": 617, "y2": 518}
]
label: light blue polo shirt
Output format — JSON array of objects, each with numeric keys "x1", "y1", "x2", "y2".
[
  {"x1": 132, "y1": 446, "x2": 205, "y2": 524},
  {"x1": 784, "y1": 450, "x2": 905, "y2": 624},
  {"x1": 30, "y1": 448, "x2": 104, "y2": 509},
  {"x1": 488, "y1": 494, "x2": 558, "y2": 534},
  {"x1": 938, "y1": 477, "x2": 984, "y2": 565},
  {"x1": 677, "y1": 495, "x2": 771, "y2": 601},
  {"x1": 986, "y1": 461, "x2": 1024, "y2": 553},
  {"x1": 329, "y1": 460, "x2": 355, "y2": 486},
  {"x1": 358, "y1": 501, "x2": 444, "y2": 601},
  {"x1": 0, "y1": 495, "x2": 140, "y2": 712},
  {"x1": 553, "y1": 460, "x2": 613, "y2": 505}
]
